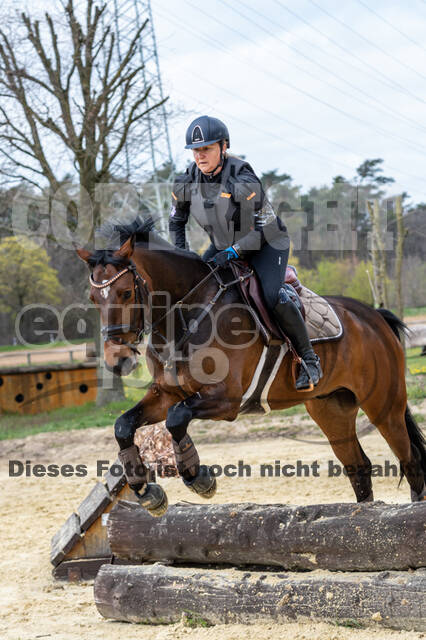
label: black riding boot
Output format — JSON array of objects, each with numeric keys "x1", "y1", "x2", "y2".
[{"x1": 272, "y1": 296, "x2": 323, "y2": 390}]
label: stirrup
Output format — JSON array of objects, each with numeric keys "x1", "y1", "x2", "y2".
[{"x1": 295, "y1": 353, "x2": 323, "y2": 391}]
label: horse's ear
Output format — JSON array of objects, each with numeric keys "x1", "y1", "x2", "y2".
[
  {"x1": 76, "y1": 248, "x2": 92, "y2": 263},
  {"x1": 114, "y1": 235, "x2": 135, "y2": 260}
]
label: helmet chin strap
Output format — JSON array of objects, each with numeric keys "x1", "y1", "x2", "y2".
[{"x1": 206, "y1": 142, "x2": 226, "y2": 179}]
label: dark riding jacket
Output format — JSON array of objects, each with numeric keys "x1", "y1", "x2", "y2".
[{"x1": 169, "y1": 155, "x2": 289, "y2": 256}]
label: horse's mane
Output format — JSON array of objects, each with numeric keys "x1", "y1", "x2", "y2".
[{"x1": 88, "y1": 215, "x2": 203, "y2": 267}]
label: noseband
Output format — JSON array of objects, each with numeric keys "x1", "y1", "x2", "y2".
[{"x1": 89, "y1": 263, "x2": 148, "y2": 351}]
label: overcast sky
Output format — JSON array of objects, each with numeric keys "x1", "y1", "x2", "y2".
[
  {"x1": 6, "y1": 0, "x2": 426, "y2": 205},
  {"x1": 150, "y1": 0, "x2": 426, "y2": 205}
]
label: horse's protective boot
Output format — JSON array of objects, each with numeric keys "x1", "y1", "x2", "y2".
[
  {"x1": 118, "y1": 443, "x2": 149, "y2": 491},
  {"x1": 272, "y1": 297, "x2": 323, "y2": 391},
  {"x1": 172, "y1": 433, "x2": 200, "y2": 478},
  {"x1": 183, "y1": 464, "x2": 217, "y2": 498},
  {"x1": 118, "y1": 444, "x2": 168, "y2": 517}
]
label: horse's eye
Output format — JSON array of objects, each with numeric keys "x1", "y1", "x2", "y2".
[{"x1": 123, "y1": 290, "x2": 132, "y2": 300}]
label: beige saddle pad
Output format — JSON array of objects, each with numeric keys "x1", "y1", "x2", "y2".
[{"x1": 298, "y1": 285, "x2": 343, "y2": 342}]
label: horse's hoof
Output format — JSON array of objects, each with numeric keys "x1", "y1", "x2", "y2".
[
  {"x1": 183, "y1": 464, "x2": 217, "y2": 499},
  {"x1": 411, "y1": 485, "x2": 426, "y2": 502},
  {"x1": 136, "y1": 483, "x2": 168, "y2": 517}
]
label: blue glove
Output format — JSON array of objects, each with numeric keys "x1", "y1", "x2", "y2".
[{"x1": 210, "y1": 246, "x2": 239, "y2": 267}]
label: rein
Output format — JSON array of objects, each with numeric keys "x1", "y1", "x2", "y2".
[{"x1": 89, "y1": 259, "x2": 253, "y2": 366}]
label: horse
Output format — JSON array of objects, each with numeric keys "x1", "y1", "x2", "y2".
[{"x1": 77, "y1": 217, "x2": 426, "y2": 515}]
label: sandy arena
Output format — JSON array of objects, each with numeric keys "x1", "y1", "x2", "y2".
[{"x1": 1, "y1": 403, "x2": 425, "y2": 640}]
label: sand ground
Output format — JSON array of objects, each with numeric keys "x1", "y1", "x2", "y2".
[{"x1": 0, "y1": 402, "x2": 425, "y2": 640}]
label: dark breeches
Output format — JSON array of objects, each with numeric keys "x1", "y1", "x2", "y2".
[{"x1": 249, "y1": 243, "x2": 290, "y2": 309}]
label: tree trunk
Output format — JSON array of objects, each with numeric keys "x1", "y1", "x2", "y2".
[
  {"x1": 106, "y1": 500, "x2": 426, "y2": 572},
  {"x1": 395, "y1": 196, "x2": 405, "y2": 321},
  {"x1": 367, "y1": 199, "x2": 388, "y2": 308},
  {"x1": 94, "y1": 564, "x2": 426, "y2": 631}
]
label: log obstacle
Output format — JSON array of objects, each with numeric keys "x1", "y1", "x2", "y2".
[
  {"x1": 94, "y1": 500, "x2": 426, "y2": 631},
  {"x1": 94, "y1": 564, "x2": 426, "y2": 631},
  {"x1": 106, "y1": 500, "x2": 426, "y2": 571}
]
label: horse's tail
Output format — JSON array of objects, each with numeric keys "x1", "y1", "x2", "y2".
[
  {"x1": 376, "y1": 307, "x2": 408, "y2": 340},
  {"x1": 377, "y1": 308, "x2": 426, "y2": 478},
  {"x1": 404, "y1": 406, "x2": 426, "y2": 477}
]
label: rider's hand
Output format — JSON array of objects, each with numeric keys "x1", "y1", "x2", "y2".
[{"x1": 210, "y1": 246, "x2": 239, "y2": 267}]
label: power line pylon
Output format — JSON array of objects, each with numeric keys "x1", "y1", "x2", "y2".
[{"x1": 110, "y1": 0, "x2": 174, "y2": 231}]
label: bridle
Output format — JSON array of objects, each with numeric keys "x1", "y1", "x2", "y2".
[
  {"x1": 89, "y1": 258, "x2": 253, "y2": 363},
  {"x1": 89, "y1": 262, "x2": 148, "y2": 353}
]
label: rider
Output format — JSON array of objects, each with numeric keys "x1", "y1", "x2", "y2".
[{"x1": 169, "y1": 115, "x2": 322, "y2": 390}]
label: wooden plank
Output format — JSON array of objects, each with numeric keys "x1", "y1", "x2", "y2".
[
  {"x1": 53, "y1": 557, "x2": 112, "y2": 581},
  {"x1": 50, "y1": 513, "x2": 82, "y2": 567},
  {"x1": 94, "y1": 565, "x2": 426, "y2": 631},
  {"x1": 107, "y1": 500, "x2": 426, "y2": 571},
  {"x1": 104, "y1": 460, "x2": 126, "y2": 495},
  {"x1": 53, "y1": 556, "x2": 142, "y2": 581},
  {"x1": 78, "y1": 482, "x2": 112, "y2": 531},
  {"x1": 63, "y1": 485, "x2": 135, "y2": 562}
]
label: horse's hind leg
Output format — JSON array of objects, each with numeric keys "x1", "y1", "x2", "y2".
[
  {"x1": 361, "y1": 394, "x2": 425, "y2": 501},
  {"x1": 305, "y1": 389, "x2": 373, "y2": 502}
]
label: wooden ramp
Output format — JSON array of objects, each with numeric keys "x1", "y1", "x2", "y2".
[{"x1": 50, "y1": 462, "x2": 144, "y2": 581}]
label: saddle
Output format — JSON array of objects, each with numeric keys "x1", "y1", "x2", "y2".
[
  {"x1": 230, "y1": 260, "x2": 303, "y2": 343},
  {"x1": 230, "y1": 260, "x2": 343, "y2": 345}
]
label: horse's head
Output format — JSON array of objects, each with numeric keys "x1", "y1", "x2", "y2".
[{"x1": 77, "y1": 236, "x2": 145, "y2": 376}]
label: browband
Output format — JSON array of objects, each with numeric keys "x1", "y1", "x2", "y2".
[{"x1": 89, "y1": 267, "x2": 131, "y2": 289}]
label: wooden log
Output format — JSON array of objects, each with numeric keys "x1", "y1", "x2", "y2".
[
  {"x1": 94, "y1": 564, "x2": 426, "y2": 631},
  {"x1": 107, "y1": 500, "x2": 426, "y2": 572}
]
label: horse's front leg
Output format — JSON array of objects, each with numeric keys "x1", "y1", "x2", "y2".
[
  {"x1": 165, "y1": 382, "x2": 242, "y2": 498},
  {"x1": 114, "y1": 383, "x2": 180, "y2": 516}
]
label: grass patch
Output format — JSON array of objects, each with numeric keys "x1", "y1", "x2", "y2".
[
  {"x1": 403, "y1": 306, "x2": 426, "y2": 317},
  {"x1": 406, "y1": 346, "x2": 426, "y2": 376},
  {"x1": 265, "y1": 405, "x2": 306, "y2": 418},
  {"x1": 332, "y1": 619, "x2": 364, "y2": 629},
  {"x1": 0, "y1": 400, "x2": 132, "y2": 440},
  {"x1": 406, "y1": 374, "x2": 426, "y2": 402},
  {"x1": 181, "y1": 612, "x2": 212, "y2": 628}
]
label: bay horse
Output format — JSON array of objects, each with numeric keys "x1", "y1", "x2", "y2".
[{"x1": 77, "y1": 217, "x2": 426, "y2": 515}]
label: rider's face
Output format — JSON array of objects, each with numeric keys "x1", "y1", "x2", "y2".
[{"x1": 192, "y1": 142, "x2": 223, "y2": 175}]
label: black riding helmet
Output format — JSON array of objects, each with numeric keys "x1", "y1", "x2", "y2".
[{"x1": 185, "y1": 115, "x2": 230, "y2": 149}]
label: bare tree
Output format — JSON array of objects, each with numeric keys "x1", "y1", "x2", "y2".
[
  {"x1": 0, "y1": 0, "x2": 168, "y2": 403},
  {"x1": 0, "y1": 0, "x2": 167, "y2": 208}
]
